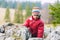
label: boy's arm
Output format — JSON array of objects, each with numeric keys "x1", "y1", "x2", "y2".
[{"x1": 37, "y1": 22, "x2": 44, "y2": 38}]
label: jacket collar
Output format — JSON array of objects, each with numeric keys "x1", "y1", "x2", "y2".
[{"x1": 32, "y1": 16, "x2": 40, "y2": 21}]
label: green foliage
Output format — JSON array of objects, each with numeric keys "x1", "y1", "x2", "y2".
[
  {"x1": 49, "y1": 0, "x2": 60, "y2": 25},
  {"x1": 14, "y1": 9, "x2": 19, "y2": 23},
  {"x1": 4, "y1": 7, "x2": 10, "y2": 22},
  {"x1": 25, "y1": 3, "x2": 32, "y2": 20},
  {"x1": 25, "y1": 3, "x2": 36, "y2": 20},
  {"x1": 14, "y1": 4, "x2": 23, "y2": 23},
  {"x1": 19, "y1": 4, "x2": 23, "y2": 23},
  {"x1": 0, "y1": 0, "x2": 41, "y2": 9},
  {"x1": 32, "y1": 3, "x2": 36, "y2": 7},
  {"x1": 14, "y1": 9, "x2": 20, "y2": 23}
]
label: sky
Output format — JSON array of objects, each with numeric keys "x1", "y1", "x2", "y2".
[
  {"x1": 16, "y1": 0, "x2": 57, "y2": 4},
  {"x1": 40, "y1": 0, "x2": 57, "y2": 4},
  {"x1": 6, "y1": 0, "x2": 59, "y2": 4}
]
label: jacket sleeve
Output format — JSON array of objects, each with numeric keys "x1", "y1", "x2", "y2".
[
  {"x1": 23, "y1": 19, "x2": 29, "y2": 28},
  {"x1": 37, "y1": 21, "x2": 44, "y2": 38}
]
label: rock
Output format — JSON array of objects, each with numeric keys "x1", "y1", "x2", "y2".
[
  {"x1": 3, "y1": 22, "x2": 14, "y2": 27},
  {"x1": 4, "y1": 25, "x2": 31, "y2": 40},
  {"x1": 44, "y1": 26, "x2": 55, "y2": 38},
  {"x1": 5, "y1": 37, "x2": 15, "y2": 40},
  {"x1": 28, "y1": 38, "x2": 43, "y2": 40},
  {"x1": 45, "y1": 26, "x2": 60, "y2": 40},
  {"x1": 18, "y1": 26, "x2": 31, "y2": 40},
  {"x1": 0, "y1": 33, "x2": 6, "y2": 40},
  {"x1": 0, "y1": 25, "x2": 5, "y2": 33}
]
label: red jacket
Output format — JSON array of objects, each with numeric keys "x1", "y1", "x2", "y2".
[{"x1": 23, "y1": 16, "x2": 44, "y2": 38}]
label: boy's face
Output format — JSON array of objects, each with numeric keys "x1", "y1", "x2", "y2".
[{"x1": 32, "y1": 12, "x2": 40, "y2": 19}]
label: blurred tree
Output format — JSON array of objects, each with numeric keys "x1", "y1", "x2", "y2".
[
  {"x1": 19, "y1": 4, "x2": 23, "y2": 23},
  {"x1": 14, "y1": 9, "x2": 18, "y2": 23},
  {"x1": 25, "y1": 3, "x2": 32, "y2": 20},
  {"x1": 49, "y1": 0, "x2": 60, "y2": 27},
  {"x1": 32, "y1": 3, "x2": 36, "y2": 8},
  {"x1": 14, "y1": 3, "x2": 23, "y2": 23},
  {"x1": 4, "y1": 7, "x2": 10, "y2": 22}
]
